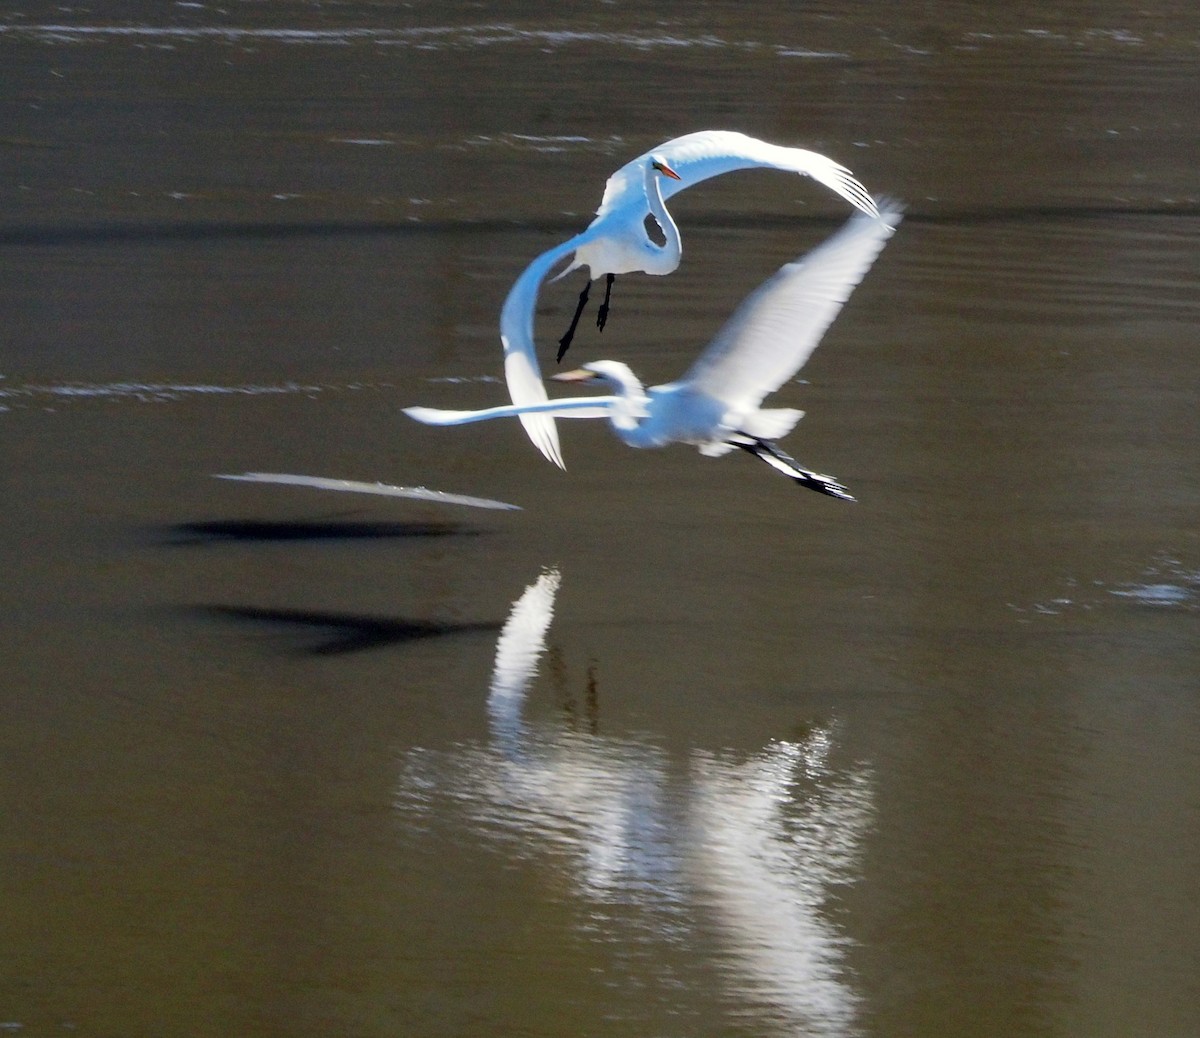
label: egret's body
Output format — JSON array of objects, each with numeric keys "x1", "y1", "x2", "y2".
[
  {"x1": 415, "y1": 201, "x2": 903, "y2": 500},
  {"x1": 500, "y1": 130, "x2": 880, "y2": 469}
]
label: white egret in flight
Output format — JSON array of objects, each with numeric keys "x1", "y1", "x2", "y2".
[
  {"x1": 500, "y1": 130, "x2": 881, "y2": 469},
  {"x1": 409, "y1": 201, "x2": 902, "y2": 501}
]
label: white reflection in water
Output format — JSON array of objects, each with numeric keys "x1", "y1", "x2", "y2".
[
  {"x1": 395, "y1": 568, "x2": 875, "y2": 1034},
  {"x1": 690, "y1": 739, "x2": 873, "y2": 1032},
  {"x1": 488, "y1": 568, "x2": 562, "y2": 749},
  {"x1": 1012, "y1": 554, "x2": 1200, "y2": 617}
]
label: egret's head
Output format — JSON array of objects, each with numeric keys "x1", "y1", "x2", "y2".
[
  {"x1": 649, "y1": 155, "x2": 682, "y2": 181},
  {"x1": 552, "y1": 360, "x2": 643, "y2": 396}
]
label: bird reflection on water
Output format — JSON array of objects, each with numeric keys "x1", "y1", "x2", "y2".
[{"x1": 395, "y1": 568, "x2": 876, "y2": 1034}]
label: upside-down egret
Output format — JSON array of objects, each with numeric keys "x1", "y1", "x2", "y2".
[
  {"x1": 500, "y1": 130, "x2": 881, "y2": 469},
  {"x1": 412, "y1": 200, "x2": 902, "y2": 500}
]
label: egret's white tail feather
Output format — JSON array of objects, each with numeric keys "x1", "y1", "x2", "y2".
[{"x1": 740, "y1": 407, "x2": 805, "y2": 442}]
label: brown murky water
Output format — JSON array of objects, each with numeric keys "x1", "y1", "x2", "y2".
[{"x1": 2, "y1": 3, "x2": 1199, "y2": 1036}]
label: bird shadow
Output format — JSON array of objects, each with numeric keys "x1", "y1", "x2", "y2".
[
  {"x1": 189, "y1": 603, "x2": 501, "y2": 656},
  {"x1": 161, "y1": 518, "x2": 482, "y2": 545}
]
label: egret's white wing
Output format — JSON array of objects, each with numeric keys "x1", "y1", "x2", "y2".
[
  {"x1": 404, "y1": 396, "x2": 620, "y2": 426},
  {"x1": 500, "y1": 233, "x2": 601, "y2": 469},
  {"x1": 682, "y1": 201, "x2": 902, "y2": 411},
  {"x1": 597, "y1": 130, "x2": 879, "y2": 220},
  {"x1": 499, "y1": 131, "x2": 877, "y2": 468}
]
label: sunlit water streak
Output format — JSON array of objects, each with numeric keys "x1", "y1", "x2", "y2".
[
  {"x1": 0, "y1": 379, "x2": 383, "y2": 411},
  {"x1": 0, "y1": 375, "x2": 507, "y2": 415},
  {"x1": 0, "y1": 22, "x2": 846, "y2": 57},
  {"x1": 394, "y1": 568, "x2": 876, "y2": 1035},
  {"x1": 460, "y1": 132, "x2": 628, "y2": 156},
  {"x1": 3, "y1": 17, "x2": 1192, "y2": 59},
  {"x1": 1013, "y1": 555, "x2": 1200, "y2": 617}
]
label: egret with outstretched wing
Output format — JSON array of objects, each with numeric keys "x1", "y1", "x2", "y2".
[
  {"x1": 500, "y1": 131, "x2": 881, "y2": 468},
  {"x1": 416, "y1": 201, "x2": 902, "y2": 500}
]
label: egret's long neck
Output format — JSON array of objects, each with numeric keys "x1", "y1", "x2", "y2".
[
  {"x1": 587, "y1": 362, "x2": 651, "y2": 442},
  {"x1": 642, "y1": 165, "x2": 681, "y2": 274}
]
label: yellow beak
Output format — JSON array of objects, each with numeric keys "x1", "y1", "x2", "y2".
[{"x1": 551, "y1": 368, "x2": 599, "y2": 383}]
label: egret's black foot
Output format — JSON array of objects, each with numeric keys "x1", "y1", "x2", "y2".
[
  {"x1": 555, "y1": 330, "x2": 575, "y2": 364},
  {"x1": 732, "y1": 435, "x2": 855, "y2": 502},
  {"x1": 790, "y1": 470, "x2": 855, "y2": 502},
  {"x1": 557, "y1": 279, "x2": 591, "y2": 363},
  {"x1": 595, "y1": 273, "x2": 616, "y2": 333}
]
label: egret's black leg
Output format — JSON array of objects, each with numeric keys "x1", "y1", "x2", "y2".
[
  {"x1": 556, "y1": 278, "x2": 591, "y2": 363},
  {"x1": 595, "y1": 273, "x2": 616, "y2": 332},
  {"x1": 731, "y1": 435, "x2": 855, "y2": 502}
]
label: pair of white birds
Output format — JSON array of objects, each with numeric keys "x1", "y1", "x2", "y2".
[{"x1": 404, "y1": 130, "x2": 902, "y2": 501}]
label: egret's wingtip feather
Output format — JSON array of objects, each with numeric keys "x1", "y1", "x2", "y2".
[
  {"x1": 523, "y1": 416, "x2": 566, "y2": 469},
  {"x1": 402, "y1": 406, "x2": 443, "y2": 425},
  {"x1": 540, "y1": 439, "x2": 567, "y2": 470}
]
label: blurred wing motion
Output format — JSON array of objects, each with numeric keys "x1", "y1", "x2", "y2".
[
  {"x1": 683, "y1": 200, "x2": 903, "y2": 412},
  {"x1": 214, "y1": 472, "x2": 521, "y2": 511}
]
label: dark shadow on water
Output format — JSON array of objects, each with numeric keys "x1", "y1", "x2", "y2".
[
  {"x1": 164, "y1": 519, "x2": 482, "y2": 544},
  {"x1": 191, "y1": 604, "x2": 501, "y2": 656}
]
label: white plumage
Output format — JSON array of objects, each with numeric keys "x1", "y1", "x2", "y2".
[
  {"x1": 499, "y1": 131, "x2": 881, "y2": 469},
  {"x1": 408, "y1": 201, "x2": 902, "y2": 501}
]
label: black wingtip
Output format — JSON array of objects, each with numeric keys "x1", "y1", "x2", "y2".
[
  {"x1": 794, "y1": 474, "x2": 856, "y2": 502},
  {"x1": 732, "y1": 434, "x2": 855, "y2": 502}
]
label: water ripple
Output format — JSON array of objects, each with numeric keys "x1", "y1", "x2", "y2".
[
  {"x1": 1014, "y1": 556, "x2": 1200, "y2": 617},
  {"x1": 0, "y1": 21, "x2": 848, "y2": 57},
  {"x1": 460, "y1": 132, "x2": 628, "y2": 156},
  {"x1": 3, "y1": 17, "x2": 1192, "y2": 61},
  {"x1": 0, "y1": 379, "x2": 357, "y2": 410}
]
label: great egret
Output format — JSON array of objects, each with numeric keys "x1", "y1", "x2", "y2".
[
  {"x1": 409, "y1": 200, "x2": 902, "y2": 501},
  {"x1": 500, "y1": 130, "x2": 880, "y2": 469}
]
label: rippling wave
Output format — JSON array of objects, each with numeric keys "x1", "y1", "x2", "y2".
[
  {"x1": 3, "y1": 16, "x2": 1191, "y2": 58},
  {"x1": 1015, "y1": 555, "x2": 1200, "y2": 616},
  {"x1": 0, "y1": 21, "x2": 846, "y2": 56},
  {"x1": 904, "y1": 214, "x2": 1200, "y2": 323},
  {"x1": 460, "y1": 132, "x2": 628, "y2": 156},
  {"x1": 0, "y1": 379, "x2": 340, "y2": 409}
]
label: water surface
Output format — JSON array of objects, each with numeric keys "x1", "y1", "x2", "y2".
[{"x1": 2, "y1": 3, "x2": 1199, "y2": 1036}]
